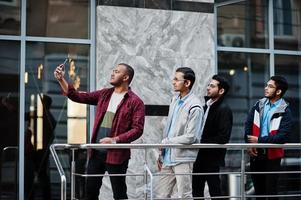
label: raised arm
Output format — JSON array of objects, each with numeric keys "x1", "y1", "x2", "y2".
[{"x1": 53, "y1": 64, "x2": 100, "y2": 105}]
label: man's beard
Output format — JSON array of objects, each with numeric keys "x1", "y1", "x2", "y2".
[
  {"x1": 110, "y1": 80, "x2": 122, "y2": 87},
  {"x1": 267, "y1": 91, "x2": 277, "y2": 100}
]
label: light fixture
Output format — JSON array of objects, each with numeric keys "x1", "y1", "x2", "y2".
[
  {"x1": 37, "y1": 64, "x2": 43, "y2": 80},
  {"x1": 229, "y1": 69, "x2": 236, "y2": 76},
  {"x1": 25, "y1": 72, "x2": 28, "y2": 84}
]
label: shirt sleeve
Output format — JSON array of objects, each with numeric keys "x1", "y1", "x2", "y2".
[{"x1": 67, "y1": 84, "x2": 102, "y2": 105}]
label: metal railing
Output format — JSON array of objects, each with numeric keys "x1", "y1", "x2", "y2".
[
  {"x1": 0, "y1": 146, "x2": 18, "y2": 200},
  {"x1": 50, "y1": 143, "x2": 301, "y2": 200}
]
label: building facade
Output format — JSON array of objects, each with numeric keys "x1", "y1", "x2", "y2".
[{"x1": 0, "y1": 0, "x2": 300, "y2": 199}]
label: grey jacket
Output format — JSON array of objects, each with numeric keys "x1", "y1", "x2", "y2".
[{"x1": 163, "y1": 93, "x2": 203, "y2": 163}]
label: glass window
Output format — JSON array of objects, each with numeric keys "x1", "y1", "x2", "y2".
[
  {"x1": 218, "y1": 52, "x2": 269, "y2": 166},
  {"x1": 0, "y1": 0, "x2": 21, "y2": 35},
  {"x1": 274, "y1": 54, "x2": 301, "y2": 196},
  {"x1": 0, "y1": 40, "x2": 20, "y2": 199},
  {"x1": 26, "y1": 0, "x2": 90, "y2": 39},
  {"x1": 217, "y1": 0, "x2": 269, "y2": 49},
  {"x1": 24, "y1": 42, "x2": 90, "y2": 199},
  {"x1": 274, "y1": 0, "x2": 301, "y2": 51},
  {"x1": 275, "y1": 55, "x2": 301, "y2": 144}
]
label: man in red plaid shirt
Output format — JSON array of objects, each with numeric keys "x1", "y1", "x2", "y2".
[{"x1": 54, "y1": 63, "x2": 145, "y2": 200}]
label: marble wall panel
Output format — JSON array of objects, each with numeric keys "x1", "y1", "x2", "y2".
[
  {"x1": 97, "y1": 6, "x2": 214, "y2": 59},
  {"x1": 97, "y1": 55, "x2": 213, "y2": 104},
  {"x1": 96, "y1": 5, "x2": 215, "y2": 199}
]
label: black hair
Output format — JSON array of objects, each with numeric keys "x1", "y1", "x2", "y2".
[
  {"x1": 118, "y1": 63, "x2": 134, "y2": 85},
  {"x1": 212, "y1": 74, "x2": 230, "y2": 96},
  {"x1": 176, "y1": 67, "x2": 196, "y2": 90},
  {"x1": 270, "y1": 75, "x2": 288, "y2": 97}
]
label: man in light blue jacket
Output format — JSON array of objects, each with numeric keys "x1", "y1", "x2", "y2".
[{"x1": 156, "y1": 67, "x2": 203, "y2": 199}]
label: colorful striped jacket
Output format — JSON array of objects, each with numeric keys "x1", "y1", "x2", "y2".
[{"x1": 244, "y1": 98, "x2": 293, "y2": 159}]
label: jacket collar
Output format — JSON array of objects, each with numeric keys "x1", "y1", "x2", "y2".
[
  {"x1": 108, "y1": 86, "x2": 133, "y2": 98},
  {"x1": 204, "y1": 95, "x2": 225, "y2": 109},
  {"x1": 258, "y1": 97, "x2": 288, "y2": 114}
]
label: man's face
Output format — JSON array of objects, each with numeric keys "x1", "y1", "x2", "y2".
[
  {"x1": 172, "y1": 72, "x2": 188, "y2": 93},
  {"x1": 206, "y1": 79, "x2": 221, "y2": 99},
  {"x1": 110, "y1": 64, "x2": 128, "y2": 86},
  {"x1": 264, "y1": 80, "x2": 278, "y2": 99}
]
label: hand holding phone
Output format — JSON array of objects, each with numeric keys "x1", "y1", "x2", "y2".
[
  {"x1": 61, "y1": 58, "x2": 68, "y2": 72},
  {"x1": 54, "y1": 59, "x2": 68, "y2": 80}
]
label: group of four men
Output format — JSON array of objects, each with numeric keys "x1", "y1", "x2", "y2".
[{"x1": 54, "y1": 63, "x2": 292, "y2": 200}]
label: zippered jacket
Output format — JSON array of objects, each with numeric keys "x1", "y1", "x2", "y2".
[
  {"x1": 196, "y1": 96, "x2": 233, "y2": 167},
  {"x1": 244, "y1": 98, "x2": 293, "y2": 159},
  {"x1": 163, "y1": 93, "x2": 203, "y2": 163}
]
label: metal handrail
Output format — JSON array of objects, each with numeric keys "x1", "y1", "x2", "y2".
[
  {"x1": 50, "y1": 145, "x2": 67, "y2": 200},
  {"x1": 50, "y1": 143, "x2": 301, "y2": 200},
  {"x1": 52, "y1": 143, "x2": 301, "y2": 149},
  {"x1": 144, "y1": 164, "x2": 153, "y2": 199},
  {"x1": 0, "y1": 146, "x2": 18, "y2": 200}
]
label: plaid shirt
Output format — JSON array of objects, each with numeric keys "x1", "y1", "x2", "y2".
[{"x1": 66, "y1": 84, "x2": 145, "y2": 164}]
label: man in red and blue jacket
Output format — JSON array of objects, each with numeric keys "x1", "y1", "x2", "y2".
[{"x1": 245, "y1": 75, "x2": 293, "y2": 200}]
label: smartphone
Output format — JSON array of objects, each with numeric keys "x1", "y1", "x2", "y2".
[{"x1": 61, "y1": 58, "x2": 68, "y2": 72}]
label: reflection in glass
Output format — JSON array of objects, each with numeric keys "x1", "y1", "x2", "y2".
[
  {"x1": 275, "y1": 55, "x2": 301, "y2": 143},
  {"x1": 275, "y1": 55, "x2": 301, "y2": 195},
  {"x1": 97, "y1": 0, "x2": 172, "y2": 9},
  {"x1": 26, "y1": 0, "x2": 90, "y2": 39},
  {"x1": 67, "y1": 99, "x2": 87, "y2": 144},
  {"x1": 0, "y1": 41, "x2": 20, "y2": 199},
  {"x1": 145, "y1": 0, "x2": 171, "y2": 10},
  {"x1": 274, "y1": 0, "x2": 301, "y2": 50},
  {"x1": 217, "y1": 0, "x2": 268, "y2": 48},
  {"x1": 97, "y1": 0, "x2": 212, "y2": 11},
  {"x1": 25, "y1": 42, "x2": 89, "y2": 199},
  {"x1": 98, "y1": 0, "x2": 142, "y2": 7},
  {"x1": 67, "y1": 58, "x2": 87, "y2": 144},
  {"x1": 0, "y1": 0, "x2": 21, "y2": 35},
  {"x1": 25, "y1": 93, "x2": 56, "y2": 200},
  {"x1": 218, "y1": 52, "x2": 269, "y2": 167}
]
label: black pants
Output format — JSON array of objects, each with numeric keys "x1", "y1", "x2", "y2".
[
  {"x1": 192, "y1": 163, "x2": 221, "y2": 199},
  {"x1": 86, "y1": 152, "x2": 129, "y2": 200},
  {"x1": 250, "y1": 154, "x2": 281, "y2": 200}
]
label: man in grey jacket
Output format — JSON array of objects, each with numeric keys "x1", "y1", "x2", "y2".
[{"x1": 156, "y1": 67, "x2": 203, "y2": 199}]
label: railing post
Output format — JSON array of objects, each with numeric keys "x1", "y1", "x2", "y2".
[
  {"x1": 50, "y1": 145, "x2": 67, "y2": 200},
  {"x1": 144, "y1": 148, "x2": 148, "y2": 200},
  {"x1": 61, "y1": 175, "x2": 67, "y2": 200},
  {"x1": 144, "y1": 164, "x2": 153, "y2": 200},
  {"x1": 240, "y1": 149, "x2": 246, "y2": 200},
  {"x1": 71, "y1": 148, "x2": 76, "y2": 200}
]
